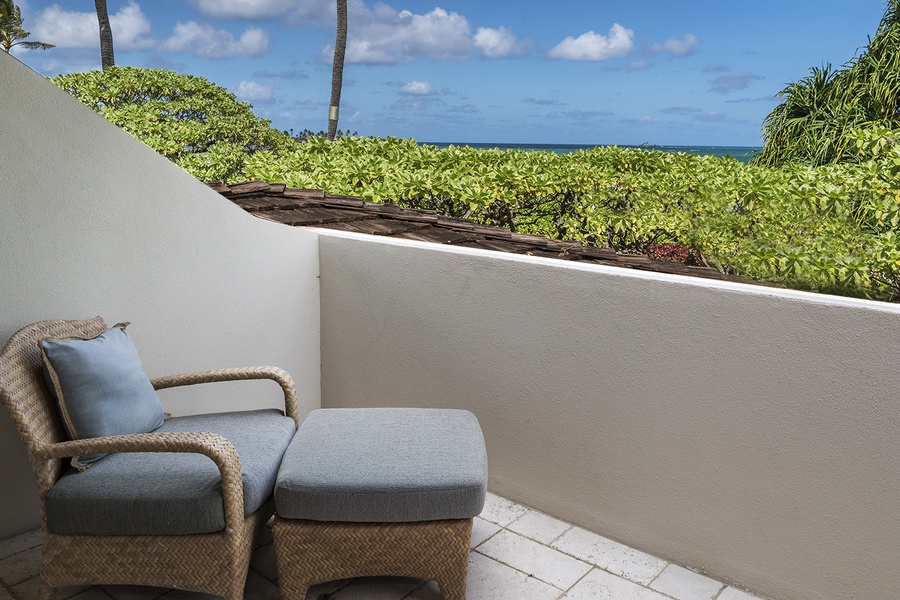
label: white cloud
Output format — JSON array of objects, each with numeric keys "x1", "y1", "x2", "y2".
[
  {"x1": 332, "y1": 4, "x2": 522, "y2": 65},
  {"x1": 400, "y1": 81, "x2": 436, "y2": 96},
  {"x1": 473, "y1": 26, "x2": 518, "y2": 59},
  {"x1": 548, "y1": 24, "x2": 634, "y2": 61},
  {"x1": 160, "y1": 22, "x2": 269, "y2": 58},
  {"x1": 232, "y1": 80, "x2": 277, "y2": 102},
  {"x1": 345, "y1": 7, "x2": 472, "y2": 64},
  {"x1": 31, "y1": 2, "x2": 154, "y2": 51},
  {"x1": 186, "y1": 0, "x2": 332, "y2": 25},
  {"x1": 650, "y1": 33, "x2": 698, "y2": 56},
  {"x1": 28, "y1": 2, "x2": 267, "y2": 60}
]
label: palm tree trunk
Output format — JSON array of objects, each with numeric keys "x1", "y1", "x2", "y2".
[
  {"x1": 94, "y1": 0, "x2": 114, "y2": 69},
  {"x1": 326, "y1": 0, "x2": 347, "y2": 141}
]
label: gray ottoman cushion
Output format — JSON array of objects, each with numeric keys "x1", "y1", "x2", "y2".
[
  {"x1": 275, "y1": 407, "x2": 487, "y2": 522},
  {"x1": 46, "y1": 408, "x2": 297, "y2": 535}
]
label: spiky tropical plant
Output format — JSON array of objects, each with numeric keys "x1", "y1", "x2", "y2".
[
  {"x1": 1, "y1": 0, "x2": 54, "y2": 53},
  {"x1": 755, "y1": 0, "x2": 900, "y2": 166}
]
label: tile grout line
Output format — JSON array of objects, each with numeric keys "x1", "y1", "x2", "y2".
[
  {"x1": 546, "y1": 524, "x2": 574, "y2": 547},
  {"x1": 644, "y1": 561, "x2": 670, "y2": 588},
  {"x1": 469, "y1": 546, "x2": 570, "y2": 592},
  {"x1": 398, "y1": 579, "x2": 430, "y2": 600},
  {"x1": 476, "y1": 514, "x2": 593, "y2": 592},
  {"x1": 488, "y1": 510, "x2": 744, "y2": 600},
  {"x1": 1, "y1": 580, "x2": 16, "y2": 600},
  {"x1": 478, "y1": 512, "x2": 684, "y2": 596},
  {"x1": 556, "y1": 565, "x2": 597, "y2": 599}
]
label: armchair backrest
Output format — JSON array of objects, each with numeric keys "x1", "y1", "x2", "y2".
[{"x1": 0, "y1": 317, "x2": 107, "y2": 497}]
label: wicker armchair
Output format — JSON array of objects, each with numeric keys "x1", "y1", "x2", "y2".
[{"x1": 0, "y1": 317, "x2": 300, "y2": 600}]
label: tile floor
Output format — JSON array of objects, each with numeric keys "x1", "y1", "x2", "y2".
[{"x1": 0, "y1": 493, "x2": 768, "y2": 600}]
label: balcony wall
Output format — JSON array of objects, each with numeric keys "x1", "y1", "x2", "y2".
[
  {"x1": 4, "y1": 48, "x2": 900, "y2": 600},
  {"x1": 0, "y1": 55, "x2": 322, "y2": 538},
  {"x1": 318, "y1": 231, "x2": 900, "y2": 600}
]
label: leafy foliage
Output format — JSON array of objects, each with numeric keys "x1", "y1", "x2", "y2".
[
  {"x1": 53, "y1": 67, "x2": 900, "y2": 302},
  {"x1": 242, "y1": 136, "x2": 900, "y2": 302},
  {"x1": 52, "y1": 67, "x2": 293, "y2": 182},
  {"x1": 755, "y1": 0, "x2": 900, "y2": 166}
]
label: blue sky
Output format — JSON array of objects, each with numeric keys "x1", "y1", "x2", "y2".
[{"x1": 10, "y1": 0, "x2": 890, "y2": 146}]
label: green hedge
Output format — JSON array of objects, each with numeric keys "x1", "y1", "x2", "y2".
[
  {"x1": 52, "y1": 68, "x2": 900, "y2": 302},
  {"x1": 243, "y1": 135, "x2": 900, "y2": 302}
]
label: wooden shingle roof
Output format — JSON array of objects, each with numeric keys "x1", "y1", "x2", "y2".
[{"x1": 211, "y1": 180, "x2": 743, "y2": 282}]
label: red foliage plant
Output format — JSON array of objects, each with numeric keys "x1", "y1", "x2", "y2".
[{"x1": 647, "y1": 243, "x2": 692, "y2": 263}]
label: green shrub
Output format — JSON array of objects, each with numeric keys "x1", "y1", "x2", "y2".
[
  {"x1": 53, "y1": 67, "x2": 900, "y2": 302},
  {"x1": 52, "y1": 67, "x2": 293, "y2": 182},
  {"x1": 243, "y1": 136, "x2": 900, "y2": 301}
]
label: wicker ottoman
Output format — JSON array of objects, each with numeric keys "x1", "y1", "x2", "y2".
[{"x1": 273, "y1": 408, "x2": 488, "y2": 600}]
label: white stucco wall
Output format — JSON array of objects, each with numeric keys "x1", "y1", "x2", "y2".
[
  {"x1": 318, "y1": 231, "x2": 900, "y2": 600},
  {"x1": 5, "y1": 48, "x2": 900, "y2": 600},
  {"x1": 0, "y1": 55, "x2": 321, "y2": 538}
]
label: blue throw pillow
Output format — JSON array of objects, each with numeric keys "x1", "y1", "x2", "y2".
[{"x1": 41, "y1": 323, "x2": 165, "y2": 470}]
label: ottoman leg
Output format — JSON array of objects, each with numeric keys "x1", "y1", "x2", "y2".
[
  {"x1": 439, "y1": 579, "x2": 467, "y2": 600},
  {"x1": 436, "y1": 519, "x2": 472, "y2": 600}
]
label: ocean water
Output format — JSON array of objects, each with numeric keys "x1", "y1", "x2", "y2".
[{"x1": 425, "y1": 142, "x2": 761, "y2": 164}]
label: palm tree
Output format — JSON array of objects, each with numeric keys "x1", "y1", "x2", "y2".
[
  {"x1": 326, "y1": 0, "x2": 347, "y2": 141},
  {"x1": 94, "y1": 0, "x2": 114, "y2": 69},
  {"x1": 1, "y1": 0, "x2": 54, "y2": 53}
]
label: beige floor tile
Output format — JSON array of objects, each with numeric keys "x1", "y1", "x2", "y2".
[
  {"x1": 507, "y1": 509, "x2": 571, "y2": 545},
  {"x1": 13, "y1": 583, "x2": 110, "y2": 600},
  {"x1": 304, "y1": 578, "x2": 353, "y2": 599},
  {"x1": 249, "y1": 542, "x2": 278, "y2": 582},
  {"x1": 100, "y1": 585, "x2": 170, "y2": 599},
  {"x1": 552, "y1": 527, "x2": 667, "y2": 585},
  {"x1": 0, "y1": 546, "x2": 42, "y2": 587},
  {"x1": 0, "y1": 585, "x2": 13, "y2": 600},
  {"x1": 0, "y1": 530, "x2": 41, "y2": 561},
  {"x1": 476, "y1": 529, "x2": 591, "y2": 590},
  {"x1": 242, "y1": 570, "x2": 280, "y2": 600},
  {"x1": 649, "y1": 565, "x2": 723, "y2": 600},
  {"x1": 464, "y1": 553, "x2": 560, "y2": 600},
  {"x1": 404, "y1": 580, "x2": 444, "y2": 599},
  {"x1": 58, "y1": 587, "x2": 98, "y2": 600},
  {"x1": 561, "y1": 568, "x2": 671, "y2": 600},
  {"x1": 158, "y1": 589, "x2": 218, "y2": 599},
  {"x1": 62, "y1": 590, "x2": 112, "y2": 600},
  {"x1": 328, "y1": 576, "x2": 423, "y2": 599},
  {"x1": 478, "y1": 493, "x2": 528, "y2": 527},
  {"x1": 9, "y1": 577, "x2": 94, "y2": 600},
  {"x1": 9, "y1": 576, "x2": 42, "y2": 600},
  {"x1": 470, "y1": 518, "x2": 501, "y2": 549},
  {"x1": 717, "y1": 587, "x2": 768, "y2": 600}
]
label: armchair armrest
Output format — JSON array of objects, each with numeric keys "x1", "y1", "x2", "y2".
[
  {"x1": 36, "y1": 431, "x2": 245, "y2": 530},
  {"x1": 150, "y1": 366, "x2": 299, "y2": 427}
]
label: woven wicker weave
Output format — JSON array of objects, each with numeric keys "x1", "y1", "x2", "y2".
[
  {"x1": 273, "y1": 517, "x2": 473, "y2": 600},
  {"x1": 0, "y1": 318, "x2": 300, "y2": 600}
]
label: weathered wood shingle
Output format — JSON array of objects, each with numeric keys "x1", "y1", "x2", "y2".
[{"x1": 211, "y1": 180, "x2": 746, "y2": 282}]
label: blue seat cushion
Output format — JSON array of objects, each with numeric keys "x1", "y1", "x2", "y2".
[
  {"x1": 275, "y1": 408, "x2": 487, "y2": 522},
  {"x1": 46, "y1": 409, "x2": 296, "y2": 535}
]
